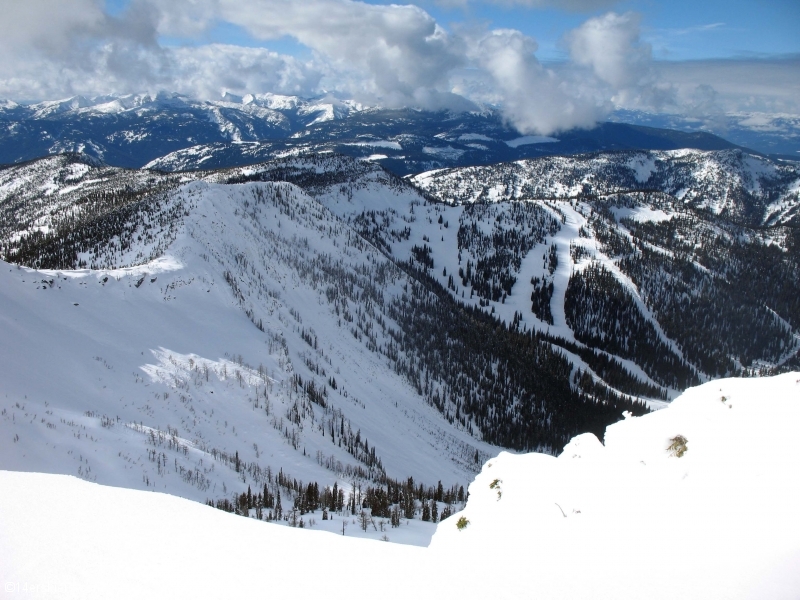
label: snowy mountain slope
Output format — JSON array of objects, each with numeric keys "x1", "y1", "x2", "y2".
[
  {"x1": 223, "y1": 151, "x2": 797, "y2": 389},
  {"x1": 2, "y1": 155, "x2": 659, "y2": 548},
  {"x1": 305, "y1": 167, "x2": 696, "y2": 397},
  {"x1": 5, "y1": 150, "x2": 799, "y2": 384},
  {"x1": 0, "y1": 177, "x2": 506, "y2": 543},
  {"x1": 4, "y1": 151, "x2": 797, "y2": 402},
  {"x1": 0, "y1": 154, "x2": 185, "y2": 268},
  {"x1": 404, "y1": 150, "x2": 800, "y2": 380},
  {"x1": 0, "y1": 92, "x2": 360, "y2": 169},
  {"x1": 141, "y1": 117, "x2": 746, "y2": 177},
  {"x1": 202, "y1": 156, "x2": 687, "y2": 398},
  {"x1": 3, "y1": 372, "x2": 799, "y2": 599},
  {"x1": 612, "y1": 108, "x2": 800, "y2": 157},
  {"x1": 206, "y1": 157, "x2": 685, "y2": 398}
]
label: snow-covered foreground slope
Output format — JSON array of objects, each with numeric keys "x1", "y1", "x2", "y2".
[
  {"x1": 2, "y1": 372, "x2": 798, "y2": 600},
  {"x1": 432, "y1": 371, "x2": 800, "y2": 598}
]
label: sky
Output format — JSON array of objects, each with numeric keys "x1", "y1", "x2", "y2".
[{"x1": 0, "y1": 0, "x2": 798, "y2": 135}]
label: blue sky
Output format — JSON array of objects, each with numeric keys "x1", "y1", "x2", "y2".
[
  {"x1": 422, "y1": 0, "x2": 799, "y2": 61},
  {"x1": 106, "y1": 0, "x2": 798, "y2": 62}
]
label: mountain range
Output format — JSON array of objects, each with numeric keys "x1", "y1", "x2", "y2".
[{"x1": 0, "y1": 92, "x2": 752, "y2": 176}]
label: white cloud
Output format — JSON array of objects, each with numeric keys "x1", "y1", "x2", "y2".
[
  {"x1": 212, "y1": 0, "x2": 467, "y2": 108},
  {"x1": 0, "y1": 0, "x2": 167, "y2": 99},
  {"x1": 0, "y1": 41, "x2": 319, "y2": 102},
  {"x1": 468, "y1": 29, "x2": 602, "y2": 134},
  {"x1": 565, "y1": 12, "x2": 651, "y2": 90},
  {"x1": 169, "y1": 45, "x2": 322, "y2": 99},
  {"x1": 0, "y1": 0, "x2": 107, "y2": 53},
  {"x1": 0, "y1": 0, "x2": 321, "y2": 101},
  {"x1": 146, "y1": 0, "x2": 219, "y2": 37}
]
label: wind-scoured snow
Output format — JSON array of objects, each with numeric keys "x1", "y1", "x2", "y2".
[
  {"x1": 627, "y1": 154, "x2": 657, "y2": 183},
  {"x1": 346, "y1": 140, "x2": 402, "y2": 150},
  {"x1": 610, "y1": 206, "x2": 674, "y2": 223},
  {"x1": 457, "y1": 133, "x2": 495, "y2": 142}
]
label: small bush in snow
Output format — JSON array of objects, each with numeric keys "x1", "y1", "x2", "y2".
[
  {"x1": 489, "y1": 478, "x2": 502, "y2": 500},
  {"x1": 667, "y1": 435, "x2": 688, "y2": 457},
  {"x1": 456, "y1": 516, "x2": 470, "y2": 531}
]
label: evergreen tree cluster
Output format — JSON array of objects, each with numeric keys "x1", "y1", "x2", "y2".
[
  {"x1": 617, "y1": 214, "x2": 799, "y2": 376},
  {"x1": 220, "y1": 153, "x2": 419, "y2": 201},
  {"x1": 386, "y1": 260, "x2": 649, "y2": 451},
  {"x1": 0, "y1": 154, "x2": 188, "y2": 267},
  {"x1": 565, "y1": 262, "x2": 697, "y2": 390},
  {"x1": 456, "y1": 201, "x2": 560, "y2": 303},
  {"x1": 2, "y1": 185, "x2": 182, "y2": 271},
  {"x1": 207, "y1": 472, "x2": 467, "y2": 530},
  {"x1": 530, "y1": 276, "x2": 554, "y2": 324},
  {"x1": 410, "y1": 243, "x2": 434, "y2": 269},
  {"x1": 564, "y1": 343, "x2": 667, "y2": 399}
]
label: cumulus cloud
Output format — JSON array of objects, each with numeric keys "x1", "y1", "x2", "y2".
[
  {"x1": 0, "y1": 0, "x2": 322, "y2": 100},
  {"x1": 0, "y1": 0, "x2": 107, "y2": 53},
  {"x1": 564, "y1": 12, "x2": 651, "y2": 90},
  {"x1": 169, "y1": 45, "x2": 322, "y2": 99},
  {"x1": 468, "y1": 29, "x2": 601, "y2": 133},
  {"x1": 193, "y1": 0, "x2": 467, "y2": 108},
  {"x1": 148, "y1": 0, "x2": 604, "y2": 128},
  {"x1": 0, "y1": 0, "x2": 168, "y2": 98}
]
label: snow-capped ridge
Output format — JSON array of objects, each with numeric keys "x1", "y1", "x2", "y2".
[{"x1": 411, "y1": 148, "x2": 800, "y2": 223}]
